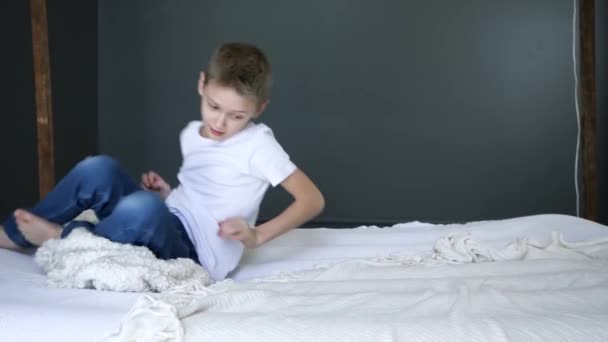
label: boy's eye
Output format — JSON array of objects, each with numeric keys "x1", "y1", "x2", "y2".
[
  {"x1": 233, "y1": 115, "x2": 244, "y2": 120},
  {"x1": 210, "y1": 104, "x2": 219, "y2": 110}
]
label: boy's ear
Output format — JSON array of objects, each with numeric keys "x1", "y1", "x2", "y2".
[
  {"x1": 254, "y1": 99, "x2": 270, "y2": 118},
  {"x1": 197, "y1": 72, "x2": 206, "y2": 96}
]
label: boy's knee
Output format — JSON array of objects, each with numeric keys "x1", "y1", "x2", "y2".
[{"x1": 74, "y1": 155, "x2": 121, "y2": 179}]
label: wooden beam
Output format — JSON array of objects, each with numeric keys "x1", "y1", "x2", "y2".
[
  {"x1": 579, "y1": 0, "x2": 598, "y2": 221},
  {"x1": 30, "y1": 0, "x2": 55, "y2": 198}
]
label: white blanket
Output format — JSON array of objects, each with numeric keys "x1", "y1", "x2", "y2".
[
  {"x1": 35, "y1": 228, "x2": 211, "y2": 292},
  {"x1": 105, "y1": 231, "x2": 608, "y2": 341}
]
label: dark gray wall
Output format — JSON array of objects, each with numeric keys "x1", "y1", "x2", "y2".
[
  {"x1": 0, "y1": 1, "x2": 98, "y2": 219},
  {"x1": 598, "y1": 0, "x2": 607, "y2": 224},
  {"x1": 1, "y1": 1, "x2": 38, "y2": 219},
  {"x1": 99, "y1": 0, "x2": 602, "y2": 224},
  {"x1": 48, "y1": 0, "x2": 99, "y2": 179}
]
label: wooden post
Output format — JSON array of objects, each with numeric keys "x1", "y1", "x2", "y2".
[
  {"x1": 30, "y1": 0, "x2": 55, "y2": 198},
  {"x1": 579, "y1": 0, "x2": 598, "y2": 221}
]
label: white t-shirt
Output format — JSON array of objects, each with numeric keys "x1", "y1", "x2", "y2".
[{"x1": 165, "y1": 120, "x2": 296, "y2": 281}]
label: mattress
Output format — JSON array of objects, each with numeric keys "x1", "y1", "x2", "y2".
[{"x1": 1, "y1": 214, "x2": 607, "y2": 341}]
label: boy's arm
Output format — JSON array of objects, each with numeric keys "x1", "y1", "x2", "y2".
[
  {"x1": 255, "y1": 169, "x2": 325, "y2": 246},
  {"x1": 218, "y1": 169, "x2": 324, "y2": 248}
]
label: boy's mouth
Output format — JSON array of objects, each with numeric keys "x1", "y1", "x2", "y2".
[{"x1": 209, "y1": 127, "x2": 225, "y2": 137}]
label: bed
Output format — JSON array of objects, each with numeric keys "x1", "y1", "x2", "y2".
[
  {"x1": 10, "y1": 1, "x2": 604, "y2": 341},
  {"x1": 2, "y1": 213, "x2": 608, "y2": 341}
]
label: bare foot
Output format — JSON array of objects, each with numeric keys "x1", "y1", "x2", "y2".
[
  {"x1": 14, "y1": 209, "x2": 62, "y2": 246},
  {"x1": 0, "y1": 225, "x2": 23, "y2": 251}
]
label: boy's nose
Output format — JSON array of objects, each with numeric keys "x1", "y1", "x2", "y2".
[{"x1": 216, "y1": 114, "x2": 227, "y2": 128}]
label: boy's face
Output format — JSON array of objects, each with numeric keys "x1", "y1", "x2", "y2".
[{"x1": 198, "y1": 72, "x2": 266, "y2": 141}]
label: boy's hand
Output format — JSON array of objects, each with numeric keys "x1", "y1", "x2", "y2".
[
  {"x1": 218, "y1": 218, "x2": 258, "y2": 249},
  {"x1": 141, "y1": 171, "x2": 171, "y2": 199}
]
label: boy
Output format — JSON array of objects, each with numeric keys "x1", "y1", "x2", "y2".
[{"x1": 0, "y1": 42, "x2": 325, "y2": 281}]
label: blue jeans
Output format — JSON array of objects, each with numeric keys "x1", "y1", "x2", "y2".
[{"x1": 2, "y1": 155, "x2": 198, "y2": 262}]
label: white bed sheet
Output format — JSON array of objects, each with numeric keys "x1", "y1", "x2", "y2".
[
  {"x1": 0, "y1": 249, "x2": 140, "y2": 342},
  {"x1": 1, "y1": 214, "x2": 607, "y2": 341},
  {"x1": 231, "y1": 214, "x2": 608, "y2": 280}
]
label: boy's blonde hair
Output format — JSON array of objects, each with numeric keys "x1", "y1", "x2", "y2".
[{"x1": 204, "y1": 42, "x2": 272, "y2": 104}]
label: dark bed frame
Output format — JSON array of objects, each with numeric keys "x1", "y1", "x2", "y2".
[{"x1": 29, "y1": 0, "x2": 600, "y2": 222}]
